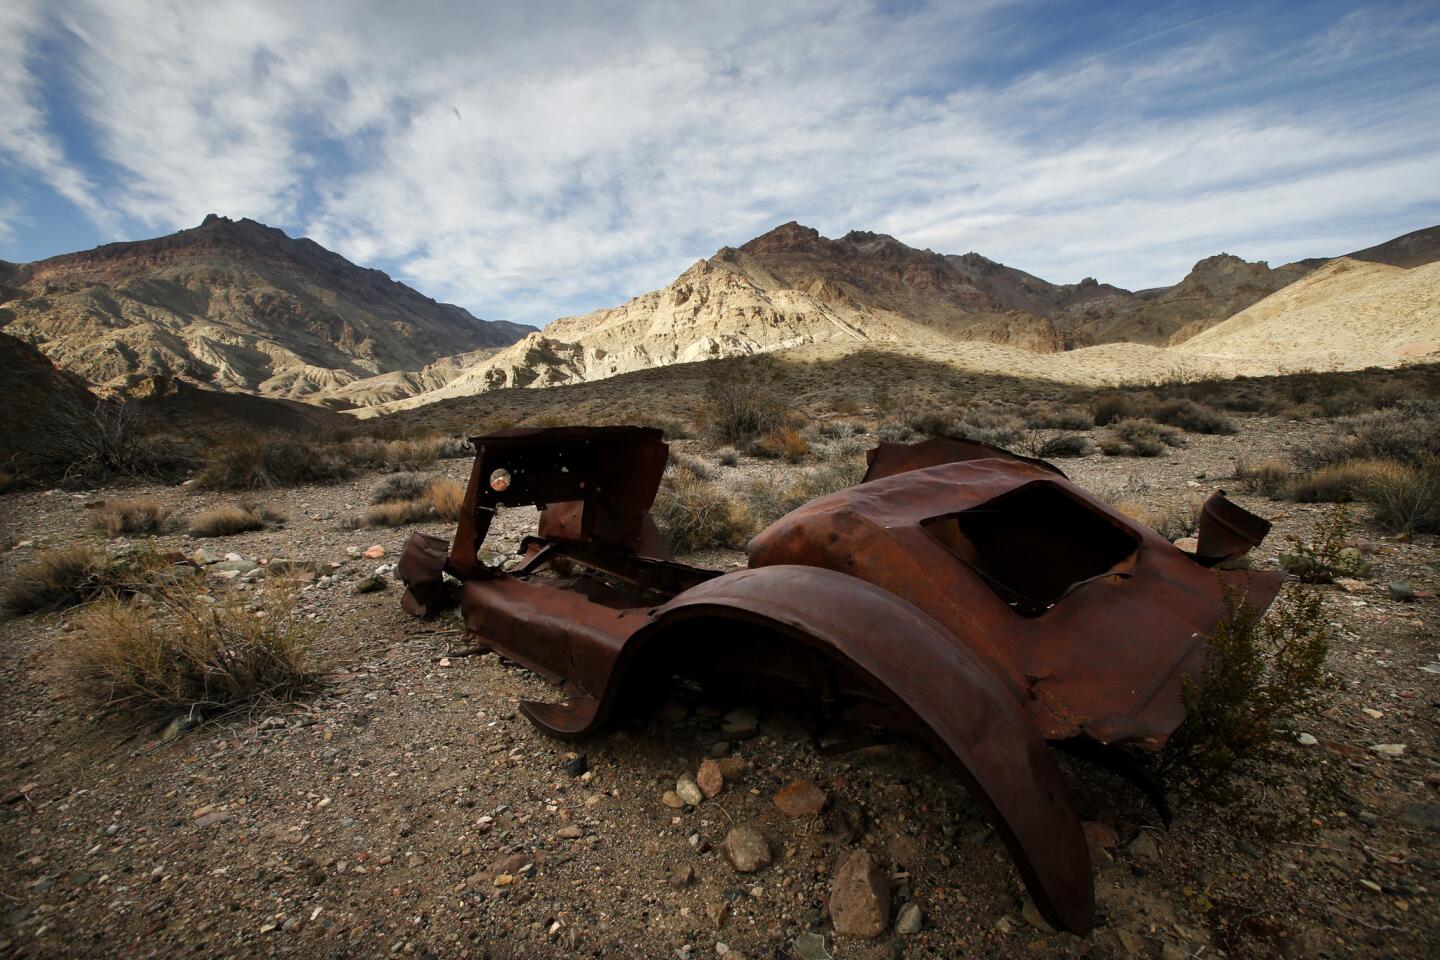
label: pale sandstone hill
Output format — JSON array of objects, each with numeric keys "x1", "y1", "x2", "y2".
[
  {"x1": 372, "y1": 223, "x2": 1323, "y2": 411},
  {"x1": 0, "y1": 215, "x2": 530, "y2": 402},
  {"x1": 1175, "y1": 258, "x2": 1440, "y2": 369}
]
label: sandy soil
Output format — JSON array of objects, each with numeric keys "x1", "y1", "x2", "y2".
[{"x1": 1, "y1": 417, "x2": 1437, "y2": 960}]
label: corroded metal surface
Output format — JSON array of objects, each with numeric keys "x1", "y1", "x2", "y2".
[{"x1": 397, "y1": 426, "x2": 1283, "y2": 935}]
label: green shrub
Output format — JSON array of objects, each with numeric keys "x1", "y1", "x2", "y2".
[
  {"x1": 1162, "y1": 584, "x2": 1337, "y2": 834},
  {"x1": 1279, "y1": 505, "x2": 1368, "y2": 583}
]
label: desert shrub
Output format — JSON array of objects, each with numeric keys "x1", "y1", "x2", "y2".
[
  {"x1": 1234, "y1": 458, "x2": 1291, "y2": 497},
  {"x1": 3, "y1": 543, "x2": 176, "y2": 615},
  {"x1": 350, "y1": 437, "x2": 440, "y2": 471},
  {"x1": 907, "y1": 410, "x2": 956, "y2": 436},
  {"x1": 1151, "y1": 398, "x2": 1236, "y2": 435},
  {"x1": 66, "y1": 578, "x2": 315, "y2": 718},
  {"x1": 1153, "y1": 498, "x2": 1203, "y2": 542},
  {"x1": 1279, "y1": 505, "x2": 1368, "y2": 583},
  {"x1": 1366, "y1": 381, "x2": 1408, "y2": 410},
  {"x1": 754, "y1": 426, "x2": 809, "y2": 462},
  {"x1": 703, "y1": 359, "x2": 785, "y2": 447},
  {"x1": 716, "y1": 446, "x2": 741, "y2": 467},
  {"x1": 52, "y1": 399, "x2": 198, "y2": 486},
  {"x1": 651, "y1": 469, "x2": 754, "y2": 554},
  {"x1": 743, "y1": 456, "x2": 866, "y2": 530},
  {"x1": 668, "y1": 455, "x2": 714, "y2": 481},
  {"x1": 1315, "y1": 390, "x2": 1368, "y2": 418},
  {"x1": 425, "y1": 478, "x2": 465, "y2": 521},
  {"x1": 1162, "y1": 584, "x2": 1337, "y2": 835},
  {"x1": 435, "y1": 435, "x2": 475, "y2": 459},
  {"x1": 1362, "y1": 455, "x2": 1440, "y2": 534},
  {"x1": 1218, "y1": 391, "x2": 1266, "y2": 413},
  {"x1": 188, "y1": 501, "x2": 286, "y2": 538},
  {"x1": 92, "y1": 499, "x2": 173, "y2": 538},
  {"x1": 1024, "y1": 404, "x2": 1094, "y2": 430},
  {"x1": 1091, "y1": 392, "x2": 1147, "y2": 426},
  {"x1": 1104, "y1": 418, "x2": 1183, "y2": 457},
  {"x1": 197, "y1": 433, "x2": 354, "y2": 489},
  {"x1": 373, "y1": 472, "x2": 435, "y2": 504},
  {"x1": 1035, "y1": 433, "x2": 1094, "y2": 459},
  {"x1": 955, "y1": 406, "x2": 1025, "y2": 447},
  {"x1": 1284, "y1": 459, "x2": 1407, "y2": 503},
  {"x1": 1298, "y1": 403, "x2": 1440, "y2": 469},
  {"x1": 877, "y1": 421, "x2": 915, "y2": 442}
]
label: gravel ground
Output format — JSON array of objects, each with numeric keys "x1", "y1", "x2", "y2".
[{"x1": 1, "y1": 417, "x2": 1436, "y2": 959}]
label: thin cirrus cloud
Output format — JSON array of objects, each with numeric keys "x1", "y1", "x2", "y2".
[{"x1": 0, "y1": 0, "x2": 1437, "y2": 327}]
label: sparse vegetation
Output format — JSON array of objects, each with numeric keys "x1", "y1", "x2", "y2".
[
  {"x1": 1284, "y1": 459, "x2": 1407, "y2": 503},
  {"x1": 1091, "y1": 392, "x2": 1145, "y2": 426},
  {"x1": 1024, "y1": 403, "x2": 1094, "y2": 430},
  {"x1": 52, "y1": 399, "x2": 198, "y2": 486},
  {"x1": 754, "y1": 426, "x2": 809, "y2": 462},
  {"x1": 188, "y1": 501, "x2": 287, "y2": 538},
  {"x1": 1150, "y1": 398, "x2": 1236, "y2": 435},
  {"x1": 702, "y1": 359, "x2": 785, "y2": 447},
  {"x1": 66, "y1": 578, "x2": 315, "y2": 719},
  {"x1": 373, "y1": 472, "x2": 435, "y2": 504},
  {"x1": 1363, "y1": 455, "x2": 1440, "y2": 534},
  {"x1": 351, "y1": 478, "x2": 466, "y2": 528},
  {"x1": 197, "y1": 433, "x2": 356, "y2": 489},
  {"x1": 1102, "y1": 417, "x2": 1184, "y2": 457},
  {"x1": 1234, "y1": 458, "x2": 1292, "y2": 497},
  {"x1": 716, "y1": 446, "x2": 740, "y2": 467},
  {"x1": 92, "y1": 499, "x2": 173, "y2": 537}
]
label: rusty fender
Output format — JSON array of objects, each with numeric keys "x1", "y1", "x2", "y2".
[{"x1": 543, "y1": 565, "x2": 1094, "y2": 935}]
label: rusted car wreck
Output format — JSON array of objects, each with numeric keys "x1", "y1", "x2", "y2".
[{"x1": 398, "y1": 425, "x2": 1282, "y2": 935}]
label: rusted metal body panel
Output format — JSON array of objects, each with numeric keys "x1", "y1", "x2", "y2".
[{"x1": 397, "y1": 425, "x2": 1284, "y2": 935}]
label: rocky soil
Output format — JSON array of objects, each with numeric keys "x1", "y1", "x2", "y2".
[{"x1": 1, "y1": 418, "x2": 1436, "y2": 959}]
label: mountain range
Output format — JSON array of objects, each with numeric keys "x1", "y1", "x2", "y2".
[{"x1": 3, "y1": 216, "x2": 1437, "y2": 414}]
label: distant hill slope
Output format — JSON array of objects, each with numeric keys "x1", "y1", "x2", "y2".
[
  {"x1": 368, "y1": 221, "x2": 1329, "y2": 410},
  {"x1": 1175, "y1": 257, "x2": 1440, "y2": 368},
  {"x1": 0, "y1": 215, "x2": 530, "y2": 402}
]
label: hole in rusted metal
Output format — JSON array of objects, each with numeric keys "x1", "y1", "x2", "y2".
[{"x1": 489, "y1": 468, "x2": 512, "y2": 492}]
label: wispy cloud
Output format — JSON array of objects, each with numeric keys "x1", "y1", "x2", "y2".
[{"x1": 2, "y1": 0, "x2": 1437, "y2": 323}]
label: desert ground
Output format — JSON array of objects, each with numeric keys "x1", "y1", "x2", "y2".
[{"x1": 1, "y1": 363, "x2": 1438, "y2": 960}]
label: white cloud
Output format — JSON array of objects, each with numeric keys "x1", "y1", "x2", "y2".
[{"x1": 9, "y1": 0, "x2": 1440, "y2": 321}]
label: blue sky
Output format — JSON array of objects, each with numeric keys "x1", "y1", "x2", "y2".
[{"x1": 2, "y1": 0, "x2": 1438, "y2": 327}]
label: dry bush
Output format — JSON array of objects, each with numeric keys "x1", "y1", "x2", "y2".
[
  {"x1": 668, "y1": 455, "x2": 714, "y2": 481},
  {"x1": 1162, "y1": 585, "x2": 1337, "y2": 837},
  {"x1": 1363, "y1": 455, "x2": 1440, "y2": 534},
  {"x1": 360, "y1": 498, "x2": 436, "y2": 528},
  {"x1": 3, "y1": 543, "x2": 175, "y2": 615},
  {"x1": 716, "y1": 446, "x2": 741, "y2": 467},
  {"x1": 92, "y1": 499, "x2": 173, "y2": 537},
  {"x1": 651, "y1": 469, "x2": 755, "y2": 554},
  {"x1": 1234, "y1": 458, "x2": 1291, "y2": 497},
  {"x1": 743, "y1": 455, "x2": 867, "y2": 530},
  {"x1": 754, "y1": 426, "x2": 809, "y2": 462},
  {"x1": 424, "y1": 478, "x2": 465, "y2": 521},
  {"x1": 435, "y1": 435, "x2": 475, "y2": 459},
  {"x1": 877, "y1": 421, "x2": 916, "y2": 442},
  {"x1": 1091, "y1": 392, "x2": 1147, "y2": 426},
  {"x1": 373, "y1": 472, "x2": 435, "y2": 504},
  {"x1": 1151, "y1": 398, "x2": 1236, "y2": 435},
  {"x1": 52, "y1": 399, "x2": 198, "y2": 486},
  {"x1": 197, "y1": 433, "x2": 354, "y2": 489},
  {"x1": 955, "y1": 406, "x2": 1025, "y2": 447},
  {"x1": 1315, "y1": 390, "x2": 1369, "y2": 418},
  {"x1": 1024, "y1": 404, "x2": 1094, "y2": 430},
  {"x1": 350, "y1": 437, "x2": 441, "y2": 471},
  {"x1": 703, "y1": 359, "x2": 785, "y2": 447},
  {"x1": 1298, "y1": 403, "x2": 1440, "y2": 469},
  {"x1": 188, "y1": 501, "x2": 286, "y2": 538},
  {"x1": 66, "y1": 578, "x2": 315, "y2": 718},
  {"x1": 1102, "y1": 418, "x2": 1183, "y2": 457},
  {"x1": 1034, "y1": 433, "x2": 1094, "y2": 459}
]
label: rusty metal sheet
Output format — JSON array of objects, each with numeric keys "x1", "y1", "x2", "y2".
[{"x1": 396, "y1": 427, "x2": 1286, "y2": 938}]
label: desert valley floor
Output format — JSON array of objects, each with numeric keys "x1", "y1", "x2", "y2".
[{"x1": 1, "y1": 404, "x2": 1436, "y2": 960}]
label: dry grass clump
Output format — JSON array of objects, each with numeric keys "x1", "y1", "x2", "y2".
[
  {"x1": 1101, "y1": 418, "x2": 1183, "y2": 457},
  {"x1": 353, "y1": 478, "x2": 465, "y2": 528},
  {"x1": 1091, "y1": 392, "x2": 1147, "y2": 426},
  {"x1": 754, "y1": 426, "x2": 809, "y2": 462},
  {"x1": 652, "y1": 464, "x2": 755, "y2": 554},
  {"x1": 1031, "y1": 432, "x2": 1094, "y2": 459},
  {"x1": 1284, "y1": 459, "x2": 1407, "y2": 503},
  {"x1": 92, "y1": 499, "x2": 173, "y2": 538},
  {"x1": 197, "y1": 433, "x2": 355, "y2": 489},
  {"x1": 1298, "y1": 403, "x2": 1440, "y2": 469},
  {"x1": 372, "y1": 472, "x2": 435, "y2": 504},
  {"x1": 1024, "y1": 403, "x2": 1094, "y2": 430},
  {"x1": 66, "y1": 578, "x2": 316, "y2": 719},
  {"x1": 743, "y1": 453, "x2": 867, "y2": 530},
  {"x1": 188, "y1": 501, "x2": 287, "y2": 538},
  {"x1": 3, "y1": 543, "x2": 175, "y2": 615},
  {"x1": 715, "y1": 446, "x2": 741, "y2": 467},
  {"x1": 1362, "y1": 455, "x2": 1440, "y2": 534},
  {"x1": 1234, "y1": 458, "x2": 1292, "y2": 497}
]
